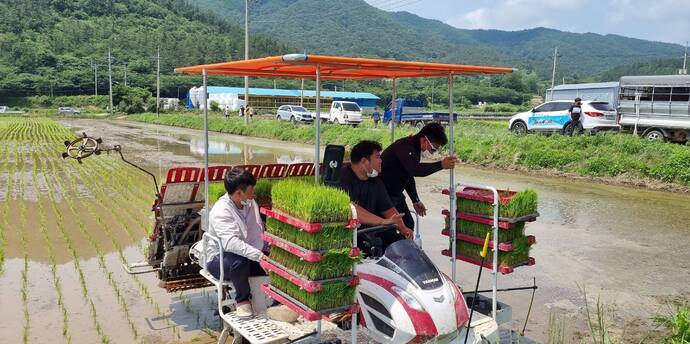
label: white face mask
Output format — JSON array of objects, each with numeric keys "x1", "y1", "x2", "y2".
[{"x1": 365, "y1": 158, "x2": 379, "y2": 178}]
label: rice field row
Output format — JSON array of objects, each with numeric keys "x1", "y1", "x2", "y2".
[{"x1": 0, "y1": 117, "x2": 217, "y2": 343}]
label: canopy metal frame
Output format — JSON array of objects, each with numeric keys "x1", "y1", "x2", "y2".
[{"x1": 179, "y1": 54, "x2": 514, "y2": 340}]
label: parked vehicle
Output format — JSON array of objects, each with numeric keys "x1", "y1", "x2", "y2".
[
  {"x1": 275, "y1": 105, "x2": 313, "y2": 124},
  {"x1": 383, "y1": 98, "x2": 457, "y2": 129},
  {"x1": 329, "y1": 101, "x2": 362, "y2": 126},
  {"x1": 617, "y1": 75, "x2": 690, "y2": 143},
  {"x1": 0, "y1": 106, "x2": 8, "y2": 113},
  {"x1": 58, "y1": 107, "x2": 80, "y2": 115},
  {"x1": 509, "y1": 100, "x2": 618, "y2": 135}
]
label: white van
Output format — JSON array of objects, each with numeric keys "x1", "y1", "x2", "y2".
[
  {"x1": 329, "y1": 101, "x2": 362, "y2": 127},
  {"x1": 509, "y1": 100, "x2": 618, "y2": 135}
]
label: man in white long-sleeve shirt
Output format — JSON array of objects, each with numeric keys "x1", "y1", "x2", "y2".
[{"x1": 206, "y1": 167, "x2": 267, "y2": 318}]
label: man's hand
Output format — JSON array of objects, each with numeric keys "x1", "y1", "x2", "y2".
[
  {"x1": 413, "y1": 201, "x2": 427, "y2": 217},
  {"x1": 399, "y1": 226, "x2": 414, "y2": 239},
  {"x1": 259, "y1": 254, "x2": 270, "y2": 274},
  {"x1": 441, "y1": 156, "x2": 460, "y2": 169},
  {"x1": 381, "y1": 213, "x2": 403, "y2": 226}
]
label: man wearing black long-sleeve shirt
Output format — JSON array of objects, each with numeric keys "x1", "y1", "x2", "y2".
[{"x1": 380, "y1": 122, "x2": 458, "y2": 229}]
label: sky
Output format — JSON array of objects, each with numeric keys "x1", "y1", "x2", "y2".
[{"x1": 364, "y1": 0, "x2": 690, "y2": 45}]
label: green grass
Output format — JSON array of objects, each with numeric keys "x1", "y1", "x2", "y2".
[
  {"x1": 269, "y1": 246, "x2": 358, "y2": 280},
  {"x1": 457, "y1": 189, "x2": 538, "y2": 218},
  {"x1": 451, "y1": 236, "x2": 532, "y2": 267},
  {"x1": 266, "y1": 218, "x2": 352, "y2": 251},
  {"x1": 128, "y1": 113, "x2": 690, "y2": 188},
  {"x1": 655, "y1": 304, "x2": 690, "y2": 344},
  {"x1": 271, "y1": 179, "x2": 351, "y2": 223},
  {"x1": 269, "y1": 272, "x2": 356, "y2": 311},
  {"x1": 445, "y1": 217, "x2": 526, "y2": 243}
]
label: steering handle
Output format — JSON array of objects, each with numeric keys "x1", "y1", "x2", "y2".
[{"x1": 357, "y1": 224, "x2": 397, "y2": 237}]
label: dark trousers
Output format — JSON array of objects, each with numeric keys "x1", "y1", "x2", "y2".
[
  {"x1": 207, "y1": 252, "x2": 266, "y2": 303},
  {"x1": 570, "y1": 117, "x2": 583, "y2": 136},
  {"x1": 392, "y1": 195, "x2": 415, "y2": 230}
]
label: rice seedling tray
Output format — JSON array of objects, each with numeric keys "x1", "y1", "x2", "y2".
[
  {"x1": 260, "y1": 258, "x2": 357, "y2": 293},
  {"x1": 443, "y1": 213, "x2": 527, "y2": 243},
  {"x1": 260, "y1": 284, "x2": 358, "y2": 322},
  {"x1": 441, "y1": 249, "x2": 535, "y2": 275},
  {"x1": 442, "y1": 187, "x2": 539, "y2": 221},
  {"x1": 265, "y1": 217, "x2": 355, "y2": 251},
  {"x1": 262, "y1": 232, "x2": 360, "y2": 263},
  {"x1": 440, "y1": 229, "x2": 536, "y2": 252},
  {"x1": 268, "y1": 245, "x2": 359, "y2": 280},
  {"x1": 260, "y1": 207, "x2": 358, "y2": 233},
  {"x1": 441, "y1": 209, "x2": 526, "y2": 229}
]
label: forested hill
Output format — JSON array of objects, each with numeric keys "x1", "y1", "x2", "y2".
[
  {"x1": 0, "y1": 0, "x2": 287, "y2": 96},
  {"x1": 196, "y1": 0, "x2": 684, "y2": 79}
]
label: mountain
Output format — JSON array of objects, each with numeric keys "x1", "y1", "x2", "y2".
[
  {"x1": 0, "y1": 0, "x2": 287, "y2": 96},
  {"x1": 196, "y1": 0, "x2": 684, "y2": 78}
]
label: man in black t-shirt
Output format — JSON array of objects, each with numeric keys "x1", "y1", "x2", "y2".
[
  {"x1": 568, "y1": 97, "x2": 584, "y2": 136},
  {"x1": 379, "y1": 122, "x2": 458, "y2": 230},
  {"x1": 339, "y1": 140, "x2": 413, "y2": 252}
]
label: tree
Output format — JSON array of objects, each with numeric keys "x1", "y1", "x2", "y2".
[{"x1": 113, "y1": 85, "x2": 153, "y2": 114}]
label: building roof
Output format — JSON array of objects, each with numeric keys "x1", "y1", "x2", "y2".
[
  {"x1": 175, "y1": 54, "x2": 514, "y2": 80},
  {"x1": 620, "y1": 75, "x2": 690, "y2": 87},
  {"x1": 205, "y1": 86, "x2": 379, "y2": 100},
  {"x1": 547, "y1": 82, "x2": 619, "y2": 92}
]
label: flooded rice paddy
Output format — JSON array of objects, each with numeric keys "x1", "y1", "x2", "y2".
[{"x1": 1, "y1": 117, "x2": 688, "y2": 343}]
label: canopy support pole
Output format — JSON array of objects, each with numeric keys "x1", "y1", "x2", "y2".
[
  {"x1": 314, "y1": 65, "x2": 321, "y2": 183},
  {"x1": 389, "y1": 78, "x2": 397, "y2": 144},
  {"x1": 448, "y1": 74, "x2": 457, "y2": 282},
  {"x1": 202, "y1": 68, "x2": 210, "y2": 229}
]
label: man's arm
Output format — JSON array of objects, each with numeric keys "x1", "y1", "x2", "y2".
[
  {"x1": 404, "y1": 177, "x2": 420, "y2": 204},
  {"x1": 394, "y1": 143, "x2": 443, "y2": 177},
  {"x1": 211, "y1": 211, "x2": 264, "y2": 261},
  {"x1": 353, "y1": 203, "x2": 393, "y2": 226},
  {"x1": 381, "y1": 208, "x2": 413, "y2": 239}
]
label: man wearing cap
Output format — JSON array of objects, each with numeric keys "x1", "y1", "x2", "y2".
[{"x1": 568, "y1": 97, "x2": 584, "y2": 136}]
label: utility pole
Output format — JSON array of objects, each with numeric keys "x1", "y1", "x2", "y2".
[
  {"x1": 244, "y1": 0, "x2": 250, "y2": 125},
  {"x1": 123, "y1": 63, "x2": 128, "y2": 86},
  {"x1": 92, "y1": 60, "x2": 98, "y2": 96},
  {"x1": 681, "y1": 42, "x2": 688, "y2": 75},
  {"x1": 156, "y1": 46, "x2": 161, "y2": 117},
  {"x1": 108, "y1": 46, "x2": 113, "y2": 116},
  {"x1": 430, "y1": 79, "x2": 435, "y2": 108},
  {"x1": 300, "y1": 78, "x2": 304, "y2": 106},
  {"x1": 550, "y1": 47, "x2": 558, "y2": 100}
]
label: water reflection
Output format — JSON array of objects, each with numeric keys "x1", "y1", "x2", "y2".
[{"x1": 186, "y1": 137, "x2": 308, "y2": 165}]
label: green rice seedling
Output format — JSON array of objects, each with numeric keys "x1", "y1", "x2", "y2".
[
  {"x1": 547, "y1": 310, "x2": 568, "y2": 344},
  {"x1": 269, "y1": 246, "x2": 358, "y2": 280},
  {"x1": 444, "y1": 217, "x2": 526, "y2": 243},
  {"x1": 254, "y1": 178, "x2": 274, "y2": 206},
  {"x1": 456, "y1": 189, "x2": 538, "y2": 219},
  {"x1": 654, "y1": 304, "x2": 690, "y2": 343},
  {"x1": 269, "y1": 272, "x2": 356, "y2": 311},
  {"x1": 271, "y1": 179, "x2": 351, "y2": 223},
  {"x1": 208, "y1": 182, "x2": 227, "y2": 205},
  {"x1": 451, "y1": 235, "x2": 532, "y2": 267},
  {"x1": 29, "y1": 145, "x2": 71, "y2": 342},
  {"x1": 266, "y1": 218, "x2": 352, "y2": 251}
]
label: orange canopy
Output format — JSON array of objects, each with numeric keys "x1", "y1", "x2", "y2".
[{"x1": 175, "y1": 54, "x2": 514, "y2": 80}]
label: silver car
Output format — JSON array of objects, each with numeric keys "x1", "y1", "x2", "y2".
[
  {"x1": 276, "y1": 105, "x2": 313, "y2": 124},
  {"x1": 58, "y1": 107, "x2": 80, "y2": 115}
]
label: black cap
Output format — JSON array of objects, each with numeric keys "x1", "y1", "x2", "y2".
[{"x1": 575, "y1": 97, "x2": 582, "y2": 102}]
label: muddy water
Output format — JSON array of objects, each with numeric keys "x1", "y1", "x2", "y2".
[{"x1": 52, "y1": 119, "x2": 690, "y2": 342}]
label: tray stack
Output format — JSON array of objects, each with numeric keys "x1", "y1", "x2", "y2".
[
  {"x1": 259, "y1": 179, "x2": 359, "y2": 321},
  {"x1": 441, "y1": 187, "x2": 539, "y2": 274}
]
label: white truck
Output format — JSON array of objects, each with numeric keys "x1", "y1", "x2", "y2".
[{"x1": 327, "y1": 101, "x2": 362, "y2": 127}]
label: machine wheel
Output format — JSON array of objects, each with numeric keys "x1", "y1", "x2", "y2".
[
  {"x1": 290, "y1": 116, "x2": 296, "y2": 124},
  {"x1": 415, "y1": 121, "x2": 425, "y2": 130},
  {"x1": 275, "y1": 114, "x2": 281, "y2": 121},
  {"x1": 352, "y1": 124, "x2": 358, "y2": 128},
  {"x1": 644, "y1": 129, "x2": 666, "y2": 142},
  {"x1": 511, "y1": 121, "x2": 528, "y2": 135}
]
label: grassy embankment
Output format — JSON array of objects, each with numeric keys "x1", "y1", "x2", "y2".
[{"x1": 127, "y1": 113, "x2": 690, "y2": 189}]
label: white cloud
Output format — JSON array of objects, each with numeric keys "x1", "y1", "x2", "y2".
[
  {"x1": 607, "y1": 0, "x2": 690, "y2": 42},
  {"x1": 447, "y1": 0, "x2": 590, "y2": 31}
]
